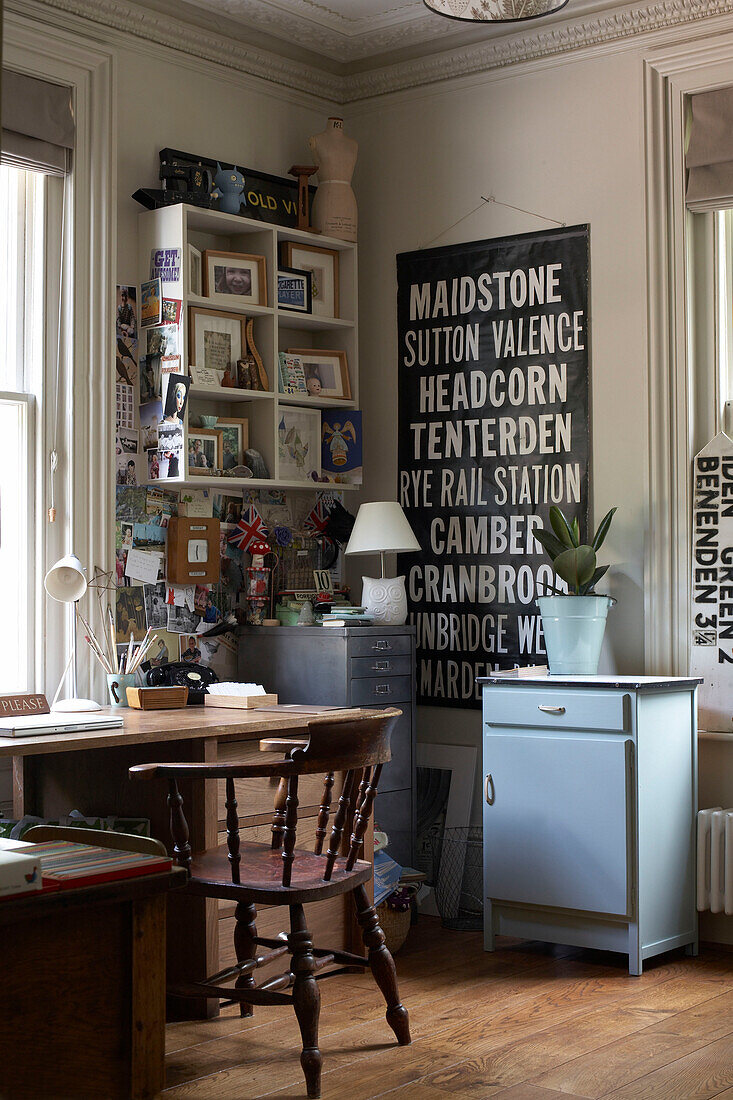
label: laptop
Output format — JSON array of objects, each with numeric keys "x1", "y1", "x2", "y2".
[{"x1": 0, "y1": 713, "x2": 124, "y2": 738}]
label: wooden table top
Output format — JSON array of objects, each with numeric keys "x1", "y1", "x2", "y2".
[
  {"x1": 0, "y1": 866, "x2": 188, "y2": 925},
  {"x1": 0, "y1": 705, "x2": 368, "y2": 758}
]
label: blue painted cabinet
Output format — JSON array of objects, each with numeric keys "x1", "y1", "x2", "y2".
[{"x1": 478, "y1": 675, "x2": 700, "y2": 975}]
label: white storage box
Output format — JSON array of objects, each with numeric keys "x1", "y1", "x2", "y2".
[{"x1": 0, "y1": 848, "x2": 42, "y2": 897}]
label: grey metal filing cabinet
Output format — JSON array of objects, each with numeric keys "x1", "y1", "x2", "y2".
[
  {"x1": 239, "y1": 625, "x2": 416, "y2": 868},
  {"x1": 477, "y1": 674, "x2": 701, "y2": 975}
]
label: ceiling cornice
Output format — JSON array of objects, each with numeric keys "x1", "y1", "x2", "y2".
[{"x1": 14, "y1": 0, "x2": 733, "y2": 104}]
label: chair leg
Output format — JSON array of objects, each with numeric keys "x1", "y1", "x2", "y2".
[
  {"x1": 233, "y1": 901, "x2": 257, "y2": 1018},
  {"x1": 353, "y1": 884, "x2": 411, "y2": 1045},
  {"x1": 288, "y1": 903, "x2": 322, "y2": 1099}
]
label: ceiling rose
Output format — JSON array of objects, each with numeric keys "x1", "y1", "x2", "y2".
[{"x1": 423, "y1": 0, "x2": 569, "y2": 21}]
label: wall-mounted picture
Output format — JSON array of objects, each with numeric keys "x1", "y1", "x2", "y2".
[
  {"x1": 188, "y1": 427, "x2": 222, "y2": 472},
  {"x1": 280, "y1": 242, "x2": 339, "y2": 318},
  {"x1": 287, "y1": 348, "x2": 351, "y2": 401},
  {"x1": 155, "y1": 420, "x2": 184, "y2": 479},
  {"x1": 161, "y1": 298, "x2": 182, "y2": 325},
  {"x1": 189, "y1": 306, "x2": 245, "y2": 373},
  {"x1": 217, "y1": 417, "x2": 249, "y2": 469},
  {"x1": 115, "y1": 585, "x2": 147, "y2": 643},
  {"x1": 162, "y1": 373, "x2": 190, "y2": 422},
  {"x1": 278, "y1": 407, "x2": 321, "y2": 482},
  {"x1": 116, "y1": 451, "x2": 142, "y2": 487},
  {"x1": 116, "y1": 285, "x2": 138, "y2": 386},
  {"x1": 139, "y1": 398, "x2": 163, "y2": 450},
  {"x1": 322, "y1": 409, "x2": 362, "y2": 485},
  {"x1": 277, "y1": 267, "x2": 312, "y2": 314},
  {"x1": 188, "y1": 244, "x2": 202, "y2": 296},
  {"x1": 140, "y1": 277, "x2": 162, "y2": 327},
  {"x1": 203, "y1": 250, "x2": 267, "y2": 308},
  {"x1": 144, "y1": 324, "x2": 178, "y2": 358}
]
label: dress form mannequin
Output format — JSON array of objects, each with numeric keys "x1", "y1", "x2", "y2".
[{"x1": 308, "y1": 117, "x2": 358, "y2": 242}]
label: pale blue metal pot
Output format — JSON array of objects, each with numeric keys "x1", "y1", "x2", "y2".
[{"x1": 537, "y1": 595, "x2": 615, "y2": 675}]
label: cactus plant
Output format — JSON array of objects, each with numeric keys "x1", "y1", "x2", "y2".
[{"x1": 535, "y1": 505, "x2": 616, "y2": 596}]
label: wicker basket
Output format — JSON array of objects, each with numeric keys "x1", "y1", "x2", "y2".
[{"x1": 377, "y1": 901, "x2": 412, "y2": 954}]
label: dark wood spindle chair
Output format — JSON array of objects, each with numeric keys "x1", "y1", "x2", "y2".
[{"x1": 129, "y1": 707, "x2": 410, "y2": 1099}]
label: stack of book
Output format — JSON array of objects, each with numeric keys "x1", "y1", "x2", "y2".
[{"x1": 320, "y1": 606, "x2": 374, "y2": 627}]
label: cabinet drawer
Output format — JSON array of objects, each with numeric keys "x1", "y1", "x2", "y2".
[
  {"x1": 349, "y1": 634, "x2": 412, "y2": 658},
  {"x1": 381, "y1": 708, "x2": 413, "y2": 793},
  {"x1": 484, "y1": 688, "x2": 630, "y2": 732},
  {"x1": 350, "y1": 654, "x2": 412, "y2": 679},
  {"x1": 351, "y1": 676, "x2": 412, "y2": 706}
]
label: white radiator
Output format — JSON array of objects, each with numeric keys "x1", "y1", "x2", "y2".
[{"x1": 697, "y1": 808, "x2": 733, "y2": 914}]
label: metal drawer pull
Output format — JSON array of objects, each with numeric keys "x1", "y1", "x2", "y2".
[
  {"x1": 374, "y1": 684, "x2": 392, "y2": 695},
  {"x1": 485, "y1": 774, "x2": 495, "y2": 805},
  {"x1": 372, "y1": 661, "x2": 391, "y2": 671},
  {"x1": 372, "y1": 641, "x2": 393, "y2": 651},
  {"x1": 538, "y1": 705, "x2": 566, "y2": 715}
]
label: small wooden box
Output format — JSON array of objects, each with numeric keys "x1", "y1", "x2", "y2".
[
  {"x1": 126, "y1": 686, "x2": 189, "y2": 710},
  {"x1": 204, "y1": 693, "x2": 278, "y2": 710},
  {"x1": 166, "y1": 516, "x2": 220, "y2": 584}
]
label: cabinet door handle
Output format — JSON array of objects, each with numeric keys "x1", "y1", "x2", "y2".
[
  {"x1": 372, "y1": 641, "x2": 393, "y2": 651},
  {"x1": 485, "y1": 774, "x2": 495, "y2": 805},
  {"x1": 374, "y1": 684, "x2": 392, "y2": 695},
  {"x1": 372, "y1": 661, "x2": 391, "y2": 671},
  {"x1": 538, "y1": 704, "x2": 566, "y2": 715}
]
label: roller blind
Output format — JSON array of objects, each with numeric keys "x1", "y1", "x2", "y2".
[{"x1": 1, "y1": 69, "x2": 74, "y2": 176}]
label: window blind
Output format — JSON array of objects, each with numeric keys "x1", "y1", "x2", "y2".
[{"x1": 1, "y1": 69, "x2": 74, "y2": 176}]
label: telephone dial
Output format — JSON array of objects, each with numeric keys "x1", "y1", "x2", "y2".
[{"x1": 146, "y1": 661, "x2": 219, "y2": 705}]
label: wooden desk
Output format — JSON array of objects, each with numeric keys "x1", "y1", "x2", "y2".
[
  {"x1": 0, "y1": 866, "x2": 186, "y2": 1099},
  {"x1": 2, "y1": 706, "x2": 373, "y2": 1017}
]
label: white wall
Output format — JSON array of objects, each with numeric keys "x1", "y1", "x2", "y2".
[{"x1": 349, "y1": 48, "x2": 650, "y2": 820}]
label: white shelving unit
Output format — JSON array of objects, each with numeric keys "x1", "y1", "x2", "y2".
[{"x1": 138, "y1": 203, "x2": 359, "y2": 492}]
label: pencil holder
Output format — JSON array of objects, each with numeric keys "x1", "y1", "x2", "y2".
[{"x1": 107, "y1": 673, "x2": 136, "y2": 708}]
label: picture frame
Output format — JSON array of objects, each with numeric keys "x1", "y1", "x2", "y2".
[
  {"x1": 140, "y1": 278, "x2": 162, "y2": 327},
  {"x1": 188, "y1": 427, "x2": 223, "y2": 473},
  {"x1": 277, "y1": 406, "x2": 321, "y2": 482},
  {"x1": 189, "y1": 306, "x2": 245, "y2": 374},
  {"x1": 280, "y1": 242, "x2": 339, "y2": 319},
  {"x1": 217, "y1": 417, "x2": 250, "y2": 469},
  {"x1": 188, "y1": 244, "x2": 202, "y2": 296},
  {"x1": 202, "y1": 250, "x2": 267, "y2": 308},
  {"x1": 287, "y1": 348, "x2": 351, "y2": 401},
  {"x1": 277, "y1": 267, "x2": 312, "y2": 314}
]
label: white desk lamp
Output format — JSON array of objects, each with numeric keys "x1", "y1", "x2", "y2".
[
  {"x1": 344, "y1": 502, "x2": 420, "y2": 625},
  {"x1": 44, "y1": 554, "x2": 101, "y2": 712}
]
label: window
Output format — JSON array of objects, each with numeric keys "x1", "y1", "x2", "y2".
[{"x1": 0, "y1": 164, "x2": 46, "y2": 692}]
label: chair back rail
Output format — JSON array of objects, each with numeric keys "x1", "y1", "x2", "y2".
[{"x1": 129, "y1": 709, "x2": 401, "y2": 890}]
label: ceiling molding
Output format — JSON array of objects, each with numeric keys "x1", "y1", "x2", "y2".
[{"x1": 17, "y1": 0, "x2": 733, "y2": 104}]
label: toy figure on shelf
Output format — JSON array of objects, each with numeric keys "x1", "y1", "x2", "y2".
[
  {"x1": 246, "y1": 540, "x2": 271, "y2": 625},
  {"x1": 211, "y1": 163, "x2": 246, "y2": 215}
]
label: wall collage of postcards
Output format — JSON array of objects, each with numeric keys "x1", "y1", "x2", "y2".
[{"x1": 114, "y1": 282, "x2": 355, "y2": 684}]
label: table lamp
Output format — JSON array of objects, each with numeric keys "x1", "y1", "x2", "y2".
[
  {"x1": 44, "y1": 554, "x2": 101, "y2": 712},
  {"x1": 344, "y1": 502, "x2": 420, "y2": 625}
]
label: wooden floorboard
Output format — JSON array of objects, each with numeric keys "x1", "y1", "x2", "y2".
[{"x1": 163, "y1": 920, "x2": 733, "y2": 1100}]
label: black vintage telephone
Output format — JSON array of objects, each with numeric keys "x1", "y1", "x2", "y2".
[{"x1": 146, "y1": 661, "x2": 219, "y2": 705}]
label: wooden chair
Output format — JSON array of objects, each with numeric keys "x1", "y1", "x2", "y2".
[{"x1": 129, "y1": 707, "x2": 411, "y2": 1099}]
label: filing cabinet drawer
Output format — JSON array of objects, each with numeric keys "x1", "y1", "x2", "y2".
[
  {"x1": 349, "y1": 634, "x2": 412, "y2": 658},
  {"x1": 484, "y1": 687, "x2": 630, "y2": 732},
  {"x1": 381, "y1": 708, "x2": 412, "y2": 793},
  {"x1": 350, "y1": 654, "x2": 413, "y2": 679},
  {"x1": 350, "y1": 675, "x2": 413, "y2": 706}
]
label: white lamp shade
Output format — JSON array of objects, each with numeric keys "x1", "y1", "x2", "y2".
[
  {"x1": 345, "y1": 502, "x2": 420, "y2": 556},
  {"x1": 44, "y1": 554, "x2": 87, "y2": 603}
]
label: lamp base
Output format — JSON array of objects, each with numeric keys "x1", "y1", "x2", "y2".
[
  {"x1": 52, "y1": 698, "x2": 102, "y2": 713},
  {"x1": 361, "y1": 576, "x2": 409, "y2": 626}
]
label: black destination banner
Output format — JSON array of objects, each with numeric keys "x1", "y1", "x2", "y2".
[{"x1": 397, "y1": 225, "x2": 590, "y2": 708}]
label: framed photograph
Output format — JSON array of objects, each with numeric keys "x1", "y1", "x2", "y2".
[
  {"x1": 188, "y1": 244, "x2": 202, "y2": 296},
  {"x1": 162, "y1": 373, "x2": 190, "y2": 422},
  {"x1": 202, "y1": 250, "x2": 267, "y2": 308},
  {"x1": 280, "y1": 242, "x2": 339, "y2": 318},
  {"x1": 277, "y1": 267, "x2": 312, "y2": 314},
  {"x1": 140, "y1": 278, "x2": 162, "y2": 327},
  {"x1": 189, "y1": 306, "x2": 245, "y2": 373},
  {"x1": 278, "y1": 406, "x2": 321, "y2": 482},
  {"x1": 217, "y1": 417, "x2": 249, "y2": 469},
  {"x1": 188, "y1": 427, "x2": 222, "y2": 473},
  {"x1": 287, "y1": 348, "x2": 351, "y2": 401}
]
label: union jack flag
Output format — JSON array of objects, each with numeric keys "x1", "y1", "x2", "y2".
[
  {"x1": 303, "y1": 498, "x2": 331, "y2": 536},
  {"x1": 228, "y1": 505, "x2": 269, "y2": 552}
]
